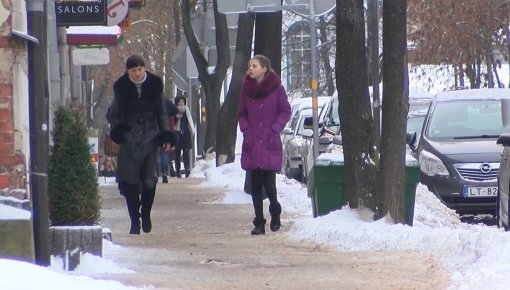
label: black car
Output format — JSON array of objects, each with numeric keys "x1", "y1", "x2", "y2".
[{"x1": 412, "y1": 88, "x2": 510, "y2": 214}]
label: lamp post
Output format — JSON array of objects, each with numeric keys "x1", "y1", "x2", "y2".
[{"x1": 27, "y1": 0, "x2": 50, "y2": 266}]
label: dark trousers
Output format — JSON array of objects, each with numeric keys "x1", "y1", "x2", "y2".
[
  {"x1": 123, "y1": 182, "x2": 156, "y2": 224},
  {"x1": 250, "y1": 169, "x2": 280, "y2": 221},
  {"x1": 159, "y1": 149, "x2": 175, "y2": 176},
  {"x1": 175, "y1": 146, "x2": 190, "y2": 174}
]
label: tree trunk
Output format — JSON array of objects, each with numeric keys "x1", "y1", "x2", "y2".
[
  {"x1": 319, "y1": 15, "x2": 335, "y2": 96},
  {"x1": 181, "y1": 0, "x2": 230, "y2": 155},
  {"x1": 254, "y1": 12, "x2": 283, "y2": 74},
  {"x1": 336, "y1": 0, "x2": 375, "y2": 209},
  {"x1": 216, "y1": 13, "x2": 255, "y2": 166},
  {"x1": 376, "y1": 0, "x2": 408, "y2": 223},
  {"x1": 174, "y1": 0, "x2": 181, "y2": 44}
]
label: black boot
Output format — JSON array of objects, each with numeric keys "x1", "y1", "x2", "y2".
[
  {"x1": 269, "y1": 202, "x2": 282, "y2": 232},
  {"x1": 141, "y1": 216, "x2": 152, "y2": 233},
  {"x1": 185, "y1": 170, "x2": 190, "y2": 178},
  {"x1": 130, "y1": 219, "x2": 140, "y2": 235},
  {"x1": 162, "y1": 176, "x2": 168, "y2": 183},
  {"x1": 251, "y1": 218, "x2": 266, "y2": 235}
]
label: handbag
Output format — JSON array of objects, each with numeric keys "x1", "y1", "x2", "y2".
[{"x1": 103, "y1": 130, "x2": 120, "y2": 157}]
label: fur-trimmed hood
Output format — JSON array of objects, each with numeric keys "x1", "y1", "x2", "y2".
[{"x1": 241, "y1": 71, "x2": 282, "y2": 99}]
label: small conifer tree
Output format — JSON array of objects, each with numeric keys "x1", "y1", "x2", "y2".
[{"x1": 48, "y1": 105, "x2": 100, "y2": 225}]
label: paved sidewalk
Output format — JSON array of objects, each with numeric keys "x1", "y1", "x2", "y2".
[{"x1": 93, "y1": 177, "x2": 450, "y2": 290}]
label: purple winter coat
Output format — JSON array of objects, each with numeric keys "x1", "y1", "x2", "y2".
[{"x1": 238, "y1": 71, "x2": 291, "y2": 172}]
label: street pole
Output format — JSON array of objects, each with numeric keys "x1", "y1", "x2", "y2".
[
  {"x1": 27, "y1": 0, "x2": 51, "y2": 266},
  {"x1": 370, "y1": 0, "x2": 380, "y2": 152},
  {"x1": 309, "y1": 0, "x2": 320, "y2": 160}
]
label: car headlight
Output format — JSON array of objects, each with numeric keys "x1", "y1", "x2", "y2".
[{"x1": 418, "y1": 150, "x2": 449, "y2": 176}]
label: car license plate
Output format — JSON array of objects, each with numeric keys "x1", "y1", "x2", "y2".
[{"x1": 463, "y1": 186, "x2": 498, "y2": 197}]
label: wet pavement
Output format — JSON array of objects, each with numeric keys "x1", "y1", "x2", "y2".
[{"x1": 91, "y1": 177, "x2": 450, "y2": 290}]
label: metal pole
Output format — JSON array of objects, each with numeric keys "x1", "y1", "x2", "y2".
[
  {"x1": 27, "y1": 0, "x2": 50, "y2": 266},
  {"x1": 309, "y1": 0, "x2": 320, "y2": 160},
  {"x1": 370, "y1": 0, "x2": 380, "y2": 150}
]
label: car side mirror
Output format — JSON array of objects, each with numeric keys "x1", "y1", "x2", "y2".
[
  {"x1": 282, "y1": 127, "x2": 293, "y2": 135},
  {"x1": 406, "y1": 131, "x2": 417, "y2": 152},
  {"x1": 301, "y1": 129, "x2": 313, "y2": 138}
]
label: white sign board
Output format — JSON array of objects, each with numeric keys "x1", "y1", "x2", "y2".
[
  {"x1": 284, "y1": 0, "x2": 335, "y2": 16},
  {"x1": 218, "y1": 0, "x2": 335, "y2": 16},
  {"x1": 107, "y1": 0, "x2": 128, "y2": 26},
  {"x1": 72, "y1": 47, "x2": 110, "y2": 65}
]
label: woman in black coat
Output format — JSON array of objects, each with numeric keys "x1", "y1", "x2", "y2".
[{"x1": 108, "y1": 55, "x2": 177, "y2": 234}]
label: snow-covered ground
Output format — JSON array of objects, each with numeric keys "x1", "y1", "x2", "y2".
[
  {"x1": 3, "y1": 66, "x2": 510, "y2": 289},
  {"x1": 196, "y1": 157, "x2": 510, "y2": 290}
]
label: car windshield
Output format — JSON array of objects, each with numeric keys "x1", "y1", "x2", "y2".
[{"x1": 425, "y1": 99, "x2": 504, "y2": 140}]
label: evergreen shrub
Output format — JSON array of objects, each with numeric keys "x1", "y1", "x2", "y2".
[{"x1": 48, "y1": 105, "x2": 100, "y2": 226}]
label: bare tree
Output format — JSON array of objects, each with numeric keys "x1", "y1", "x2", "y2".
[
  {"x1": 336, "y1": 0, "x2": 376, "y2": 209},
  {"x1": 181, "y1": 0, "x2": 230, "y2": 155},
  {"x1": 216, "y1": 13, "x2": 255, "y2": 166},
  {"x1": 408, "y1": 0, "x2": 510, "y2": 88},
  {"x1": 376, "y1": 0, "x2": 408, "y2": 222}
]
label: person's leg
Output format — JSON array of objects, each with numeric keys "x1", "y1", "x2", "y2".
[
  {"x1": 140, "y1": 150, "x2": 158, "y2": 233},
  {"x1": 160, "y1": 150, "x2": 169, "y2": 183},
  {"x1": 123, "y1": 183, "x2": 141, "y2": 234},
  {"x1": 263, "y1": 170, "x2": 281, "y2": 232},
  {"x1": 250, "y1": 169, "x2": 266, "y2": 235},
  {"x1": 169, "y1": 150, "x2": 177, "y2": 177},
  {"x1": 175, "y1": 146, "x2": 182, "y2": 178},
  {"x1": 183, "y1": 148, "x2": 191, "y2": 177}
]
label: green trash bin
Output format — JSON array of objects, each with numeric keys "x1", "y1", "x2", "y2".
[
  {"x1": 307, "y1": 153, "x2": 348, "y2": 217},
  {"x1": 404, "y1": 154, "x2": 420, "y2": 226}
]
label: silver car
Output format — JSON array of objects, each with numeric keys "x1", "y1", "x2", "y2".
[
  {"x1": 282, "y1": 109, "x2": 312, "y2": 181},
  {"x1": 301, "y1": 94, "x2": 340, "y2": 184}
]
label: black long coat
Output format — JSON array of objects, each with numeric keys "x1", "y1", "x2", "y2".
[{"x1": 108, "y1": 71, "x2": 171, "y2": 187}]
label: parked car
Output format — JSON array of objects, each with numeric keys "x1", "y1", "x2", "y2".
[
  {"x1": 406, "y1": 109, "x2": 428, "y2": 154},
  {"x1": 282, "y1": 108, "x2": 312, "y2": 181},
  {"x1": 300, "y1": 93, "x2": 340, "y2": 184},
  {"x1": 283, "y1": 96, "x2": 330, "y2": 147},
  {"x1": 411, "y1": 88, "x2": 510, "y2": 215}
]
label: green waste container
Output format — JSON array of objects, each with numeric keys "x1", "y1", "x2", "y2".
[
  {"x1": 404, "y1": 154, "x2": 420, "y2": 226},
  {"x1": 307, "y1": 153, "x2": 347, "y2": 217}
]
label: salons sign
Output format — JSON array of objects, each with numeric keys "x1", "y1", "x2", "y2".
[{"x1": 56, "y1": 0, "x2": 107, "y2": 26}]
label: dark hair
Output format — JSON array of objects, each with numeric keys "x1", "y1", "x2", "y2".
[
  {"x1": 175, "y1": 95, "x2": 187, "y2": 105},
  {"x1": 125, "y1": 55, "x2": 145, "y2": 70},
  {"x1": 251, "y1": 55, "x2": 273, "y2": 73}
]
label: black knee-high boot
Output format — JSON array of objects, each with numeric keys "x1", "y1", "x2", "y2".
[
  {"x1": 140, "y1": 184, "x2": 156, "y2": 233},
  {"x1": 251, "y1": 191, "x2": 266, "y2": 235},
  {"x1": 124, "y1": 184, "x2": 141, "y2": 234},
  {"x1": 269, "y1": 201, "x2": 282, "y2": 232}
]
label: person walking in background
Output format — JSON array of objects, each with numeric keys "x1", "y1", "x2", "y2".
[
  {"x1": 174, "y1": 95, "x2": 195, "y2": 178},
  {"x1": 159, "y1": 97, "x2": 179, "y2": 183},
  {"x1": 108, "y1": 55, "x2": 177, "y2": 235},
  {"x1": 238, "y1": 55, "x2": 291, "y2": 235}
]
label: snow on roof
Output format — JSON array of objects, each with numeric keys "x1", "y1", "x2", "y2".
[
  {"x1": 66, "y1": 25, "x2": 121, "y2": 35},
  {"x1": 0, "y1": 204, "x2": 31, "y2": 220}
]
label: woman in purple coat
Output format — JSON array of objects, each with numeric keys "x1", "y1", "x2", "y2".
[{"x1": 238, "y1": 55, "x2": 291, "y2": 235}]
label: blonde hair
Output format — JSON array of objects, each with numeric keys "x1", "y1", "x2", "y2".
[{"x1": 251, "y1": 55, "x2": 273, "y2": 73}]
